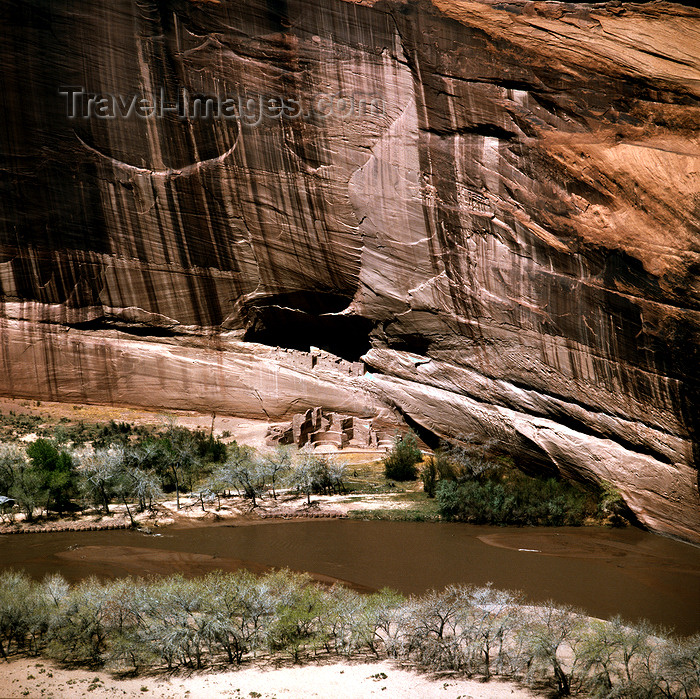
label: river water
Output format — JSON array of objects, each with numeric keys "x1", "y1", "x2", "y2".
[{"x1": 2, "y1": 520, "x2": 699, "y2": 635}]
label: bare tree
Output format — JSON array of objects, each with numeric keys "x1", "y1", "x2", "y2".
[
  {"x1": 466, "y1": 585, "x2": 523, "y2": 679},
  {"x1": 445, "y1": 435, "x2": 500, "y2": 482},
  {"x1": 289, "y1": 445, "x2": 322, "y2": 506},
  {"x1": 260, "y1": 445, "x2": 292, "y2": 500},
  {"x1": 227, "y1": 446, "x2": 266, "y2": 508},
  {"x1": 75, "y1": 445, "x2": 125, "y2": 515},
  {"x1": 521, "y1": 601, "x2": 584, "y2": 696}
]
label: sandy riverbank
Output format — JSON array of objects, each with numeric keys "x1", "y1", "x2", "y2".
[
  {"x1": 0, "y1": 488, "x2": 420, "y2": 535},
  {"x1": 0, "y1": 657, "x2": 541, "y2": 699}
]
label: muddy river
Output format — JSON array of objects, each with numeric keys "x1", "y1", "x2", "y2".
[{"x1": 2, "y1": 520, "x2": 699, "y2": 635}]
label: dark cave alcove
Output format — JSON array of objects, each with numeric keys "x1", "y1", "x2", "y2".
[{"x1": 242, "y1": 292, "x2": 373, "y2": 362}]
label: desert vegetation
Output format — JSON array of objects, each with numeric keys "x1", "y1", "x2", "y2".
[
  {"x1": 383, "y1": 431, "x2": 423, "y2": 481},
  {"x1": 0, "y1": 421, "x2": 350, "y2": 525},
  {"x1": 0, "y1": 568, "x2": 697, "y2": 698},
  {"x1": 205, "y1": 443, "x2": 345, "y2": 510},
  {"x1": 0, "y1": 423, "x2": 228, "y2": 523},
  {"x1": 0, "y1": 412, "x2": 695, "y2": 697},
  {"x1": 0, "y1": 415, "x2": 628, "y2": 529},
  {"x1": 420, "y1": 439, "x2": 625, "y2": 527}
]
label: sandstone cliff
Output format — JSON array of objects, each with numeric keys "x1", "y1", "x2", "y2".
[{"x1": 0, "y1": 0, "x2": 698, "y2": 541}]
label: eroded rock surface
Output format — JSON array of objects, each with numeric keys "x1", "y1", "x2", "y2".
[{"x1": 0, "y1": 0, "x2": 698, "y2": 541}]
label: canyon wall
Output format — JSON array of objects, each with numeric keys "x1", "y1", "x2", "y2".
[{"x1": 0, "y1": 0, "x2": 698, "y2": 541}]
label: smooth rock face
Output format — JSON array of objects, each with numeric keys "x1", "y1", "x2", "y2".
[{"x1": 0, "y1": 0, "x2": 698, "y2": 541}]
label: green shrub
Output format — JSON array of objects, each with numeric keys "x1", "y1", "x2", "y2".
[
  {"x1": 384, "y1": 432, "x2": 422, "y2": 482},
  {"x1": 0, "y1": 412, "x2": 42, "y2": 436},
  {"x1": 267, "y1": 580, "x2": 329, "y2": 662},
  {"x1": 421, "y1": 457, "x2": 438, "y2": 498},
  {"x1": 597, "y1": 481, "x2": 630, "y2": 527},
  {"x1": 26, "y1": 439, "x2": 78, "y2": 516},
  {"x1": 436, "y1": 471, "x2": 592, "y2": 526}
]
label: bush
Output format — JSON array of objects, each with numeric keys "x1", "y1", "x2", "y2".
[
  {"x1": 436, "y1": 472, "x2": 592, "y2": 526},
  {"x1": 0, "y1": 412, "x2": 43, "y2": 444},
  {"x1": 384, "y1": 432, "x2": 422, "y2": 482},
  {"x1": 421, "y1": 450, "x2": 455, "y2": 498},
  {"x1": 598, "y1": 481, "x2": 630, "y2": 526},
  {"x1": 421, "y1": 457, "x2": 438, "y2": 498},
  {"x1": 0, "y1": 570, "x2": 47, "y2": 658},
  {"x1": 26, "y1": 439, "x2": 78, "y2": 516},
  {"x1": 0, "y1": 567, "x2": 695, "y2": 699}
]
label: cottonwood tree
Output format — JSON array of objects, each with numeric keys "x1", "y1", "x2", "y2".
[
  {"x1": 110, "y1": 466, "x2": 163, "y2": 526},
  {"x1": 260, "y1": 445, "x2": 292, "y2": 500},
  {"x1": 322, "y1": 586, "x2": 366, "y2": 656},
  {"x1": 614, "y1": 617, "x2": 656, "y2": 686},
  {"x1": 352, "y1": 588, "x2": 405, "y2": 658},
  {"x1": 126, "y1": 576, "x2": 197, "y2": 669},
  {"x1": 657, "y1": 634, "x2": 700, "y2": 699},
  {"x1": 228, "y1": 447, "x2": 267, "y2": 508},
  {"x1": 266, "y1": 576, "x2": 330, "y2": 662},
  {"x1": 411, "y1": 587, "x2": 462, "y2": 641},
  {"x1": 46, "y1": 577, "x2": 113, "y2": 664},
  {"x1": 231, "y1": 571, "x2": 279, "y2": 656},
  {"x1": 199, "y1": 571, "x2": 253, "y2": 664},
  {"x1": 128, "y1": 468, "x2": 163, "y2": 513},
  {"x1": 77, "y1": 445, "x2": 164, "y2": 526},
  {"x1": 575, "y1": 616, "x2": 664, "y2": 697},
  {"x1": 40, "y1": 574, "x2": 70, "y2": 611},
  {"x1": 159, "y1": 576, "x2": 211, "y2": 669},
  {"x1": 203, "y1": 464, "x2": 232, "y2": 509},
  {"x1": 0, "y1": 570, "x2": 45, "y2": 658},
  {"x1": 123, "y1": 580, "x2": 176, "y2": 669},
  {"x1": 289, "y1": 445, "x2": 321, "y2": 505},
  {"x1": 76, "y1": 445, "x2": 125, "y2": 515},
  {"x1": 203, "y1": 445, "x2": 257, "y2": 504},
  {"x1": 103, "y1": 579, "x2": 156, "y2": 672},
  {"x1": 0, "y1": 567, "x2": 690, "y2": 697},
  {"x1": 288, "y1": 446, "x2": 346, "y2": 504},
  {"x1": 404, "y1": 587, "x2": 464, "y2": 672},
  {"x1": 373, "y1": 593, "x2": 414, "y2": 659},
  {"x1": 325, "y1": 458, "x2": 347, "y2": 495},
  {"x1": 465, "y1": 585, "x2": 523, "y2": 679},
  {"x1": 123, "y1": 444, "x2": 164, "y2": 512},
  {"x1": 577, "y1": 618, "x2": 626, "y2": 694},
  {"x1": 26, "y1": 439, "x2": 78, "y2": 516},
  {"x1": 521, "y1": 601, "x2": 584, "y2": 696},
  {"x1": 0, "y1": 443, "x2": 25, "y2": 494},
  {"x1": 0, "y1": 443, "x2": 43, "y2": 521},
  {"x1": 156, "y1": 428, "x2": 201, "y2": 510},
  {"x1": 38, "y1": 573, "x2": 70, "y2": 651}
]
